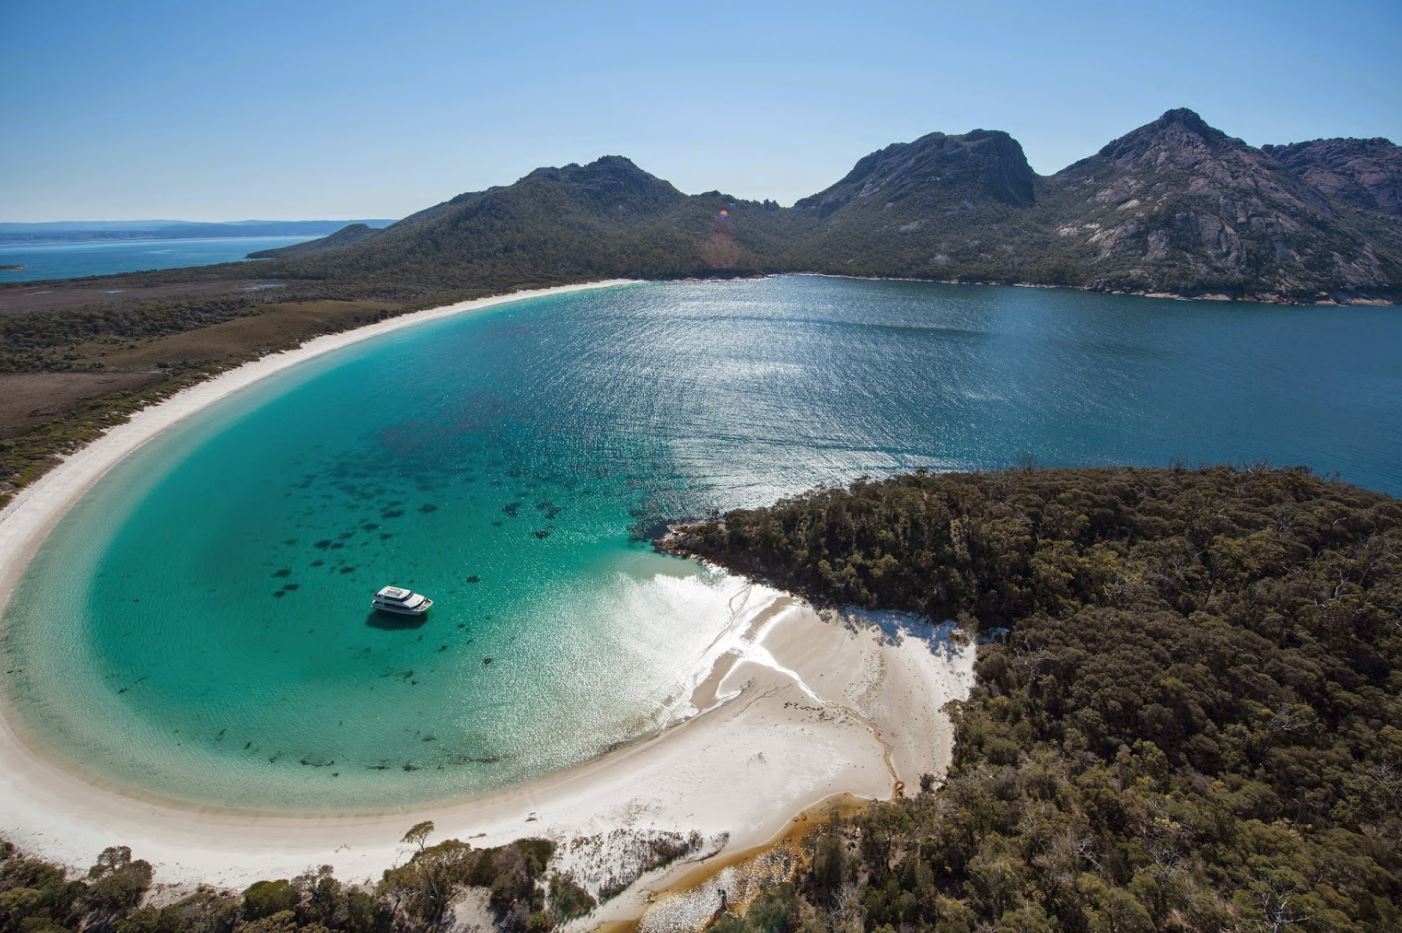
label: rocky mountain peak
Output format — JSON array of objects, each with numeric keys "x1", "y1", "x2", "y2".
[
  {"x1": 1264, "y1": 137, "x2": 1402, "y2": 216},
  {"x1": 271, "y1": 106, "x2": 1401, "y2": 304},
  {"x1": 1157, "y1": 107, "x2": 1215, "y2": 134},
  {"x1": 1097, "y1": 107, "x2": 1238, "y2": 167},
  {"x1": 519, "y1": 155, "x2": 685, "y2": 214},
  {"x1": 795, "y1": 128, "x2": 1036, "y2": 217}
]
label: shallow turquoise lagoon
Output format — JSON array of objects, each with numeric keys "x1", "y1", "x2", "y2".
[{"x1": 5, "y1": 277, "x2": 1401, "y2": 809}]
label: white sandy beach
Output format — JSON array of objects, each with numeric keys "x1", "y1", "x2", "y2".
[{"x1": 0, "y1": 278, "x2": 975, "y2": 915}]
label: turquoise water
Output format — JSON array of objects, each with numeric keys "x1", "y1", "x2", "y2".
[
  {"x1": 5, "y1": 276, "x2": 1402, "y2": 810},
  {"x1": 0, "y1": 236, "x2": 315, "y2": 281}
]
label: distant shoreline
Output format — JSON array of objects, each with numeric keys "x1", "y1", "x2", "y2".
[{"x1": 784, "y1": 271, "x2": 1402, "y2": 307}]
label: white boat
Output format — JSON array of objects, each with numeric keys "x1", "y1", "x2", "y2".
[{"x1": 371, "y1": 585, "x2": 433, "y2": 616}]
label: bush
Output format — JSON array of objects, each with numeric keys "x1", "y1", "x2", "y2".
[
  {"x1": 546, "y1": 872, "x2": 595, "y2": 920},
  {"x1": 240, "y1": 880, "x2": 297, "y2": 922}
]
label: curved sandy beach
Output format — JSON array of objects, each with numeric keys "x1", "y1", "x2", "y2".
[{"x1": 0, "y1": 278, "x2": 974, "y2": 909}]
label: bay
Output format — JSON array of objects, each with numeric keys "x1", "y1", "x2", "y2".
[{"x1": 4, "y1": 275, "x2": 1399, "y2": 809}]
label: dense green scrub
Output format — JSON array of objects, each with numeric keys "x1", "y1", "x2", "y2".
[
  {"x1": 670, "y1": 466, "x2": 1402, "y2": 932},
  {"x1": 0, "y1": 830, "x2": 584, "y2": 933}
]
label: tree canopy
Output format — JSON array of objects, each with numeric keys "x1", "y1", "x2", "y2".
[{"x1": 667, "y1": 466, "x2": 1402, "y2": 931}]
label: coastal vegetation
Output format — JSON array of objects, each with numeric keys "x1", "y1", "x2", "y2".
[
  {"x1": 667, "y1": 465, "x2": 1402, "y2": 931},
  {"x1": 0, "y1": 829, "x2": 576, "y2": 932},
  {"x1": 0, "y1": 291, "x2": 411, "y2": 506},
  {"x1": 0, "y1": 820, "x2": 729, "y2": 931}
]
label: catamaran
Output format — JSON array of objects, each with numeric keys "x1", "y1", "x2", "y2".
[{"x1": 371, "y1": 585, "x2": 433, "y2": 616}]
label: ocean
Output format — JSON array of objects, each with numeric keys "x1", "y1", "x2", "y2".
[
  {"x1": 4, "y1": 275, "x2": 1400, "y2": 809},
  {"x1": 0, "y1": 235, "x2": 317, "y2": 281}
]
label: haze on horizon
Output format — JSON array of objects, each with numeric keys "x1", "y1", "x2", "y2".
[{"x1": 4, "y1": 0, "x2": 1400, "y2": 222}]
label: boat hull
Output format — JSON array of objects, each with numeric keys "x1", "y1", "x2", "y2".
[{"x1": 371, "y1": 598, "x2": 432, "y2": 616}]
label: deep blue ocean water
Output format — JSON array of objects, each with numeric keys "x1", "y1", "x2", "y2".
[
  {"x1": 0, "y1": 236, "x2": 316, "y2": 281},
  {"x1": 4, "y1": 276, "x2": 1400, "y2": 809}
]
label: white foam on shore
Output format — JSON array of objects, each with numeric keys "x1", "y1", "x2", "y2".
[{"x1": 724, "y1": 603, "x2": 826, "y2": 706}]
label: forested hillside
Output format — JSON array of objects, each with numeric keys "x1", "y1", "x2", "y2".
[
  {"x1": 667, "y1": 466, "x2": 1402, "y2": 931},
  {"x1": 260, "y1": 156, "x2": 800, "y2": 294},
  {"x1": 247, "y1": 223, "x2": 384, "y2": 259}
]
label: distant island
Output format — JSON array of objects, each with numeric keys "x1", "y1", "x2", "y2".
[{"x1": 0, "y1": 219, "x2": 395, "y2": 244}]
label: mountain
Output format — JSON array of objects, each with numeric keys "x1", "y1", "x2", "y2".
[
  {"x1": 1033, "y1": 109, "x2": 1401, "y2": 299},
  {"x1": 794, "y1": 129, "x2": 1037, "y2": 218},
  {"x1": 268, "y1": 110, "x2": 1402, "y2": 304},
  {"x1": 269, "y1": 155, "x2": 797, "y2": 293},
  {"x1": 784, "y1": 109, "x2": 1402, "y2": 299},
  {"x1": 246, "y1": 222, "x2": 384, "y2": 259},
  {"x1": 778, "y1": 130, "x2": 1058, "y2": 282},
  {"x1": 1263, "y1": 137, "x2": 1402, "y2": 219}
]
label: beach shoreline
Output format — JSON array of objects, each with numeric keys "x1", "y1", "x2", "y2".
[
  {"x1": 0, "y1": 276, "x2": 975, "y2": 910},
  {"x1": 0, "y1": 279, "x2": 642, "y2": 620},
  {"x1": 1, "y1": 586, "x2": 974, "y2": 896}
]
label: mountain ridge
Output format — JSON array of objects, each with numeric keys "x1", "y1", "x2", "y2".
[
  {"x1": 246, "y1": 222, "x2": 384, "y2": 259},
  {"x1": 1263, "y1": 136, "x2": 1402, "y2": 217},
  {"x1": 260, "y1": 109, "x2": 1402, "y2": 305}
]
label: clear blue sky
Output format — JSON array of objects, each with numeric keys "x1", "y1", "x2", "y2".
[{"x1": 3, "y1": 0, "x2": 1399, "y2": 221}]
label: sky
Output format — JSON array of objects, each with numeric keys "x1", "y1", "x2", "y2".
[{"x1": 3, "y1": 0, "x2": 1400, "y2": 221}]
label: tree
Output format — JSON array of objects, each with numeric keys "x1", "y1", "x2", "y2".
[{"x1": 401, "y1": 820, "x2": 434, "y2": 853}]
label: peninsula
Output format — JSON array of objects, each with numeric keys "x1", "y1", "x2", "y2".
[{"x1": 662, "y1": 466, "x2": 1402, "y2": 930}]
